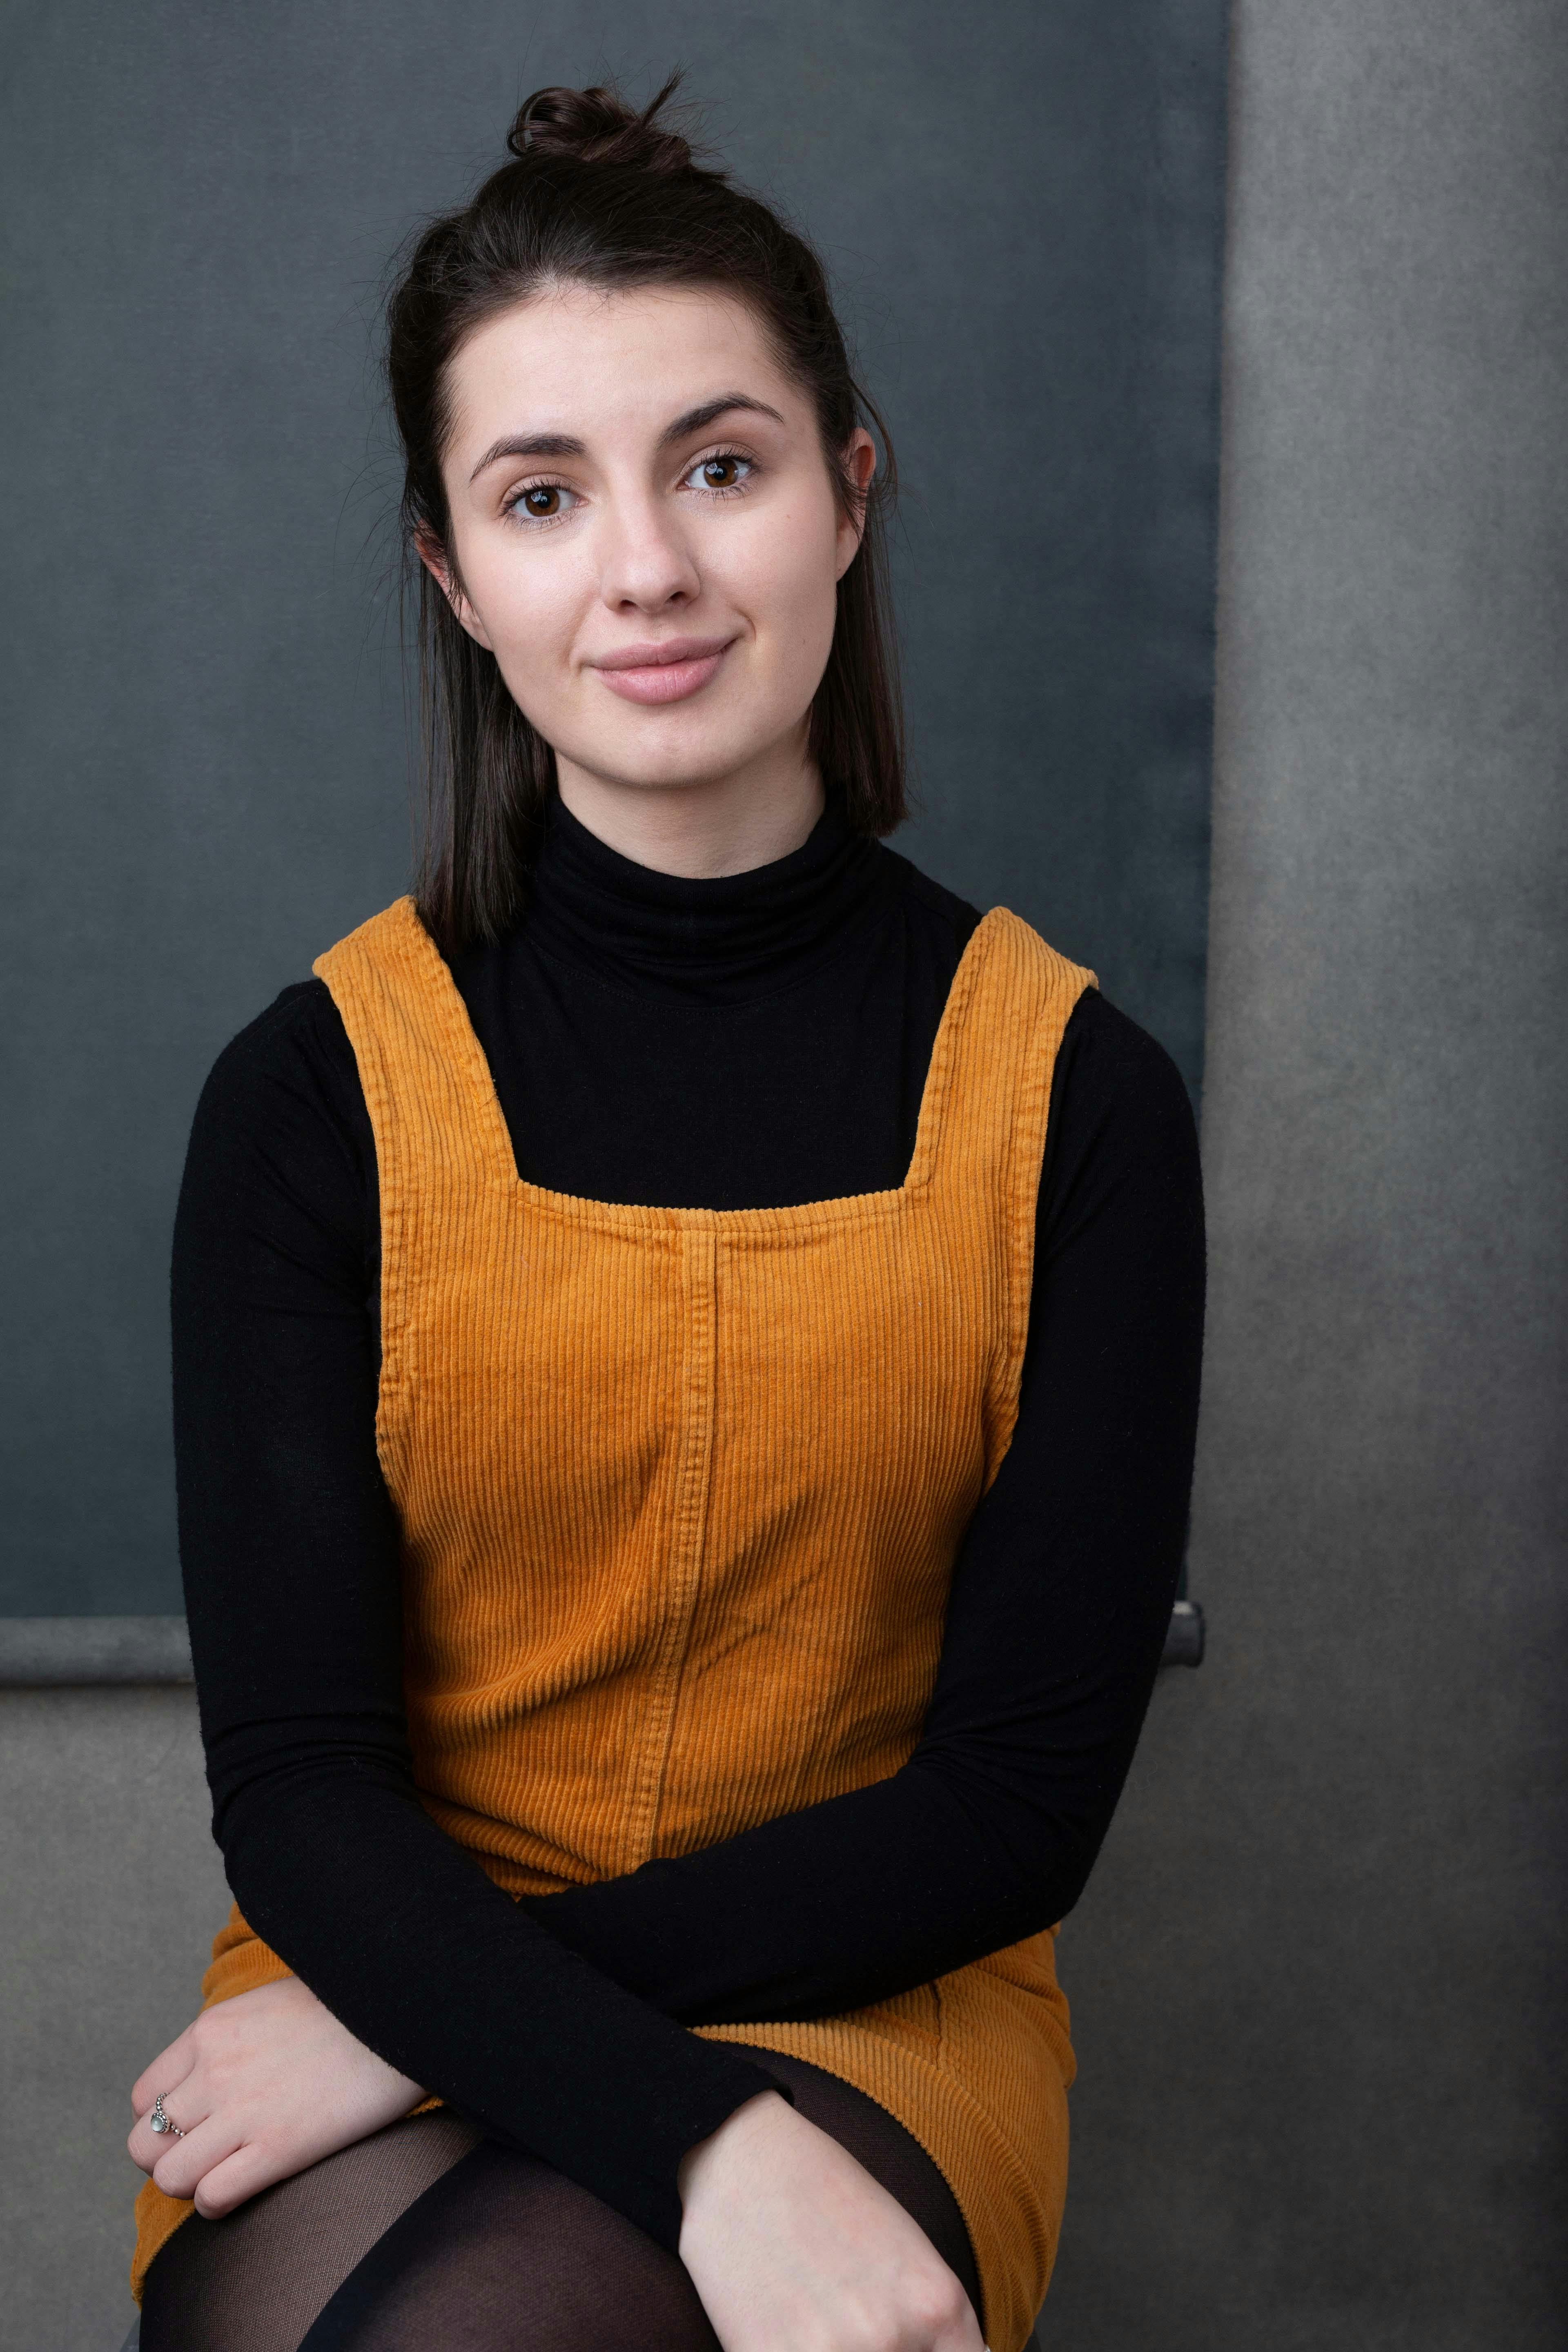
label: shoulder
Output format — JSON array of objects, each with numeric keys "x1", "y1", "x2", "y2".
[
  {"x1": 870, "y1": 839, "x2": 1192, "y2": 1145},
  {"x1": 1040, "y1": 989, "x2": 1201, "y2": 1242},
  {"x1": 1058, "y1": 991, "x2": 1194, "y2": 1134},
  {"x1": 177, "y1": 980, "x2": 376, "y2": 1291},
  {"x1": 200, "y1": 978, "x2": 357, "y2": 1103},
  {"x1": 189, "y1": 979, "x2": 367, "y2": 1173}
]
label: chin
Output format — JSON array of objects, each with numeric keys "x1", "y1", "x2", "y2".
[{"x1": 566, "y1": 722, "x2": 789, "y2": 798}]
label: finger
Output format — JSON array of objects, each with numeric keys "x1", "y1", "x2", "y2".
[
  {"x1": 149, "y1": 2115, "x2": 243, "y2": 2204},
  {"x1": 128, "y1": 2075, "x2": 205, "y2": 2161},
  {"x1": 190, "y1": 2140, "x2": 292, "y2": 2220},
  {"x1": 127, "y1": 2082, "x2": 209, "y2": 2174},
  {"x1": 131, "y1": 2029, "x2": 198, "y2": 2118}
]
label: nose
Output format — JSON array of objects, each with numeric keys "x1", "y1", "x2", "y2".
[{"x1": 597, "y1": 488, "x2": 702, "y2": 615}]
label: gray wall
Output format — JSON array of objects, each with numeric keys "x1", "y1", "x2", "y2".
[
  {"x1": 4, "y1": 2, "x2": 1567, "y2": 2349},
  {"x1": 0, "y1": 0, "x2": 1224, "y2": 1617},
  {"x1": 1046, "y1": 2, "x2": 1568, "y2": 2345},
  {"x1": 0, "y1": 1692, "x2": 226, "y2": 2352}
]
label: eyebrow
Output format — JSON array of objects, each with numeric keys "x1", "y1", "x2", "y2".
[
  {"x1": 469, "y1": 431, "x2": 584, "y2": 479},
  {"x1": 659, "y1": 393, "x2": 786, "y2": 445},
  {"x1": 468, "y1": 394, "x2": 787, "y2": 483}
]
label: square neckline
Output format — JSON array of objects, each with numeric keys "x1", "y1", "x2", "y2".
[{"x1": 392, "y1": 896, "x2": 1007, "y2": 1236}]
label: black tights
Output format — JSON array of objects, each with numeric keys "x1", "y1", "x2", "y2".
[{"x1": 139, "y1": 2053, "x2": 981, "y2": 2352}]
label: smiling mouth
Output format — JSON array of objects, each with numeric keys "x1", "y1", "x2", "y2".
[{"x1": 590, "y1": 636, "x2": 736, "y2": 706}]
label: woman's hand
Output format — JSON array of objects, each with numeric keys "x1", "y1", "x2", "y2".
[
  {"x1": 127, "y1": 1976, "x2": 424, "y2": 2218},
  {"x1": 678, "y1": 2091, "x2": 987, "y2": 2352}
]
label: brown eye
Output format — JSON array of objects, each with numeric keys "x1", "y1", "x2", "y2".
[
  {"x1": 508, "y1": 482, "x2": 580, "y2": 526},
  {"x1": 684, "y1": 453, "x2": 754, "y2": 494}
]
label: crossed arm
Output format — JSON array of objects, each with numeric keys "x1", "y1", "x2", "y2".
[{"x1": 131, "y1": 985, "x2": 1202, "y2": 2337}]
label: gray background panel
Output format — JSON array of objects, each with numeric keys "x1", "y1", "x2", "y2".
[
  {"x1": 0, "y1": 0, "x2": 1225, "y2": 1617},
  {"x1": 1045, "y1": 2, "x2": 1568, "y2": 2344}
]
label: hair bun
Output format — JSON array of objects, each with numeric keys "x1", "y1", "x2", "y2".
[{"x1": 507, "y1": 76, "x2": 700, "y2": 175}]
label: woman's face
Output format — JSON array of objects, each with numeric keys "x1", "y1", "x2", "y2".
[{"x1": 431, "y1": 281, "x2": 872, "y2": 815}]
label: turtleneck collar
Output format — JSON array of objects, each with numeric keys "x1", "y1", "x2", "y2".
[{"x1": 521, "y1": 788, "x2": 898, "y2": 1005}]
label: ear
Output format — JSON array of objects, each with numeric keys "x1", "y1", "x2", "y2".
[
  {"x1": 416, "y1": 529, "x2": 495, "y2": 653},
  {"x1": 833, "y1": 428, "x2": 878, "y2": 582}
]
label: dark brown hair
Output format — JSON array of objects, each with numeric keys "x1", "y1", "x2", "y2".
[{"x1": 386, "y1": 76, "x2": 905, "y2": 954}]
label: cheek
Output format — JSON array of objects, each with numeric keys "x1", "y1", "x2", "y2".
[
  {"x1": 724, "y1": 497, "x2": 843, "y2": 669},
  {"x1": 462, "y1": 536, "x2": 585, "y2": 675}
]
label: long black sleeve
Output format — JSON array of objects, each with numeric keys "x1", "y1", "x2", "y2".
[
  {"x1": 520, "y1": 995, "x2": 1204, "y2": 2019},
  {"x1": 173, "y1": 993, "x2": 780, "y2": 2255}
]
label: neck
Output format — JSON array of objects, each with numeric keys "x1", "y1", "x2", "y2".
[{"x1": 553, "y1": 739, "x2": 826, "y2": 879}]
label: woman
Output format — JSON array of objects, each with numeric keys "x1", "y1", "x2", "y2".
[{"x1": 128, "y1": 79, "x2": 1204, "y2": 2352}]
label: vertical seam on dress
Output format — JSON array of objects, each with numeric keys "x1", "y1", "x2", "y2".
[{"x1": 633, "y1": 1217, "x2": 719, "y2": 1867}]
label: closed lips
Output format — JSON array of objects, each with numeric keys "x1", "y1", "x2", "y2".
[{"x1": 590, "y1": 637, "x2": 736, "y2": 705}]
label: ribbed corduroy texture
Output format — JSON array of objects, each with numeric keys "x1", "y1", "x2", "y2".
[{"x1": 134, "y1": 898, "x2": 1089, "y2": 2352}]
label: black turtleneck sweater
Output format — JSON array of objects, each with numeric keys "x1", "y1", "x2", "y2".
[{"x1": 172, "y1": 795, "x2": 1204, "y2": 2253}]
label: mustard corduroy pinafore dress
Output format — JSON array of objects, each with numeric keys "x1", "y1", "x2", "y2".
[{"x1": 134, "y1": 894, "x2": 1092, "y2": 2352}]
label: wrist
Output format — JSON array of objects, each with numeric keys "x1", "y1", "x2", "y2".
[{"x1": 677, "y1": 2087, "x2": 791, "y2": 2208}]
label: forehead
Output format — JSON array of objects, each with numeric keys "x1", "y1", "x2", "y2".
[{"x1": 443, "y1": 282, "x2": 802, "y2": 452}]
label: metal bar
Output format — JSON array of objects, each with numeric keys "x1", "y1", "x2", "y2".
[
  {"x1": 0, "y1": 1617, "x2": 193, "y2": 1686},
  {"x1": 2, "y1": 1604, "x2": 1205, "y2": 1685},
  {"x1": 1161, "y1": 1598, "x2": 1206, "y2": 1668}
]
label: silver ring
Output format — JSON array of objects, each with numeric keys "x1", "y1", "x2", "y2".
[{"x1": 149, "y1": 2094, "x2": 187, "y2": 2139}]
